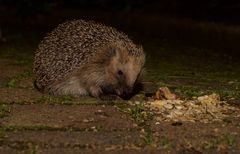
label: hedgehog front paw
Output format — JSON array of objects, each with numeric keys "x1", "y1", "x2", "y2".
[{"x1": 89, "y1": 86, "x2": 102, "y2": 98}]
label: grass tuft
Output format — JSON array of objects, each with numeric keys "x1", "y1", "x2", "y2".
[
  {"x1": 130, "y1": 102, "x2": 146, "y2": 124},
  {"x1": 6, "y1": 71, "x2": 32, "y2": 88},
  {"x1": 0, "y1": 104, "x2": 10, "y2": 118}
]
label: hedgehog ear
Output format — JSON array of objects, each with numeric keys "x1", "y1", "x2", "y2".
[
  {"x1": 103, "y1": 46, "x2": 120, "y2": 65},
  {"x1": 108, "y1": 47, "x2": 117, "y2": 57},
  {"x1": 108, "y1": 47, "x2": 121, "y2": 60}
]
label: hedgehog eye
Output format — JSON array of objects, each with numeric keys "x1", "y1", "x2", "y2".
[{"x1": 118, "y1": 70, "x2": 123, "y2": 76}]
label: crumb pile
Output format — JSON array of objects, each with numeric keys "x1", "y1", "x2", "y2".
[{"x1": 145, "y1": 87, "x2": 240, "y2": 123}]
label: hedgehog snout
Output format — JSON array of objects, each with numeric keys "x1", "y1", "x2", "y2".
[{"x1": 115, "y1": 86, "x2": 133, "y2": 100}]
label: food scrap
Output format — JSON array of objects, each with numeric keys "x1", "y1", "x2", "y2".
[{"x1": 145, "y1": 87, "x2": 239, "y2": 123}]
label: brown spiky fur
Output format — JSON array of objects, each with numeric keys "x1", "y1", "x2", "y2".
[{"x1": 34, "y1": 20, "x2": 145, "y2": 99}]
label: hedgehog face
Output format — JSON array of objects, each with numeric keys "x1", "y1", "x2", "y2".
[
  {"x1": 103, "y1": 46, "x2": 145, "y2": 99},
  {"x1": 114, "y1": 65, "x2": 144, "y2": 99}
]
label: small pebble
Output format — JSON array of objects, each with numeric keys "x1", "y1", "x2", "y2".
[
  {"x1": 173, "y1": 110, "x2": 183, "y2": 115},
  {"x1": 175, "y1": 105, "x2": 183, "y2": 110},
  {"x1": 163, "y1": 104, "x2": 173, "y2": 109},
  {"x1": 97, "y1": 109, "x2": 103, "y2": 113},
  {"x1": 135, "y1": 101, "x2": 140, "y2": 105}
]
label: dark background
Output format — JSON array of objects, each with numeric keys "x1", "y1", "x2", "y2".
[
  {"x1": 1, "y1": 0, "x2": 240, "y2": 23},
  {"x1": 0, "y1": 0, "x2": 240, "y2": 56}
]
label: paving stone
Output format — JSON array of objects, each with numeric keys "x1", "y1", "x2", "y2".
[
  {"x1": 1, "y1": 104, "x2": 136, "y2": 130},
  {"x1": 1, "y1": 130, "x2": 144, "y2": 148},
  {"x1": 0, "y1": 145, "x2": 24, "y2": 154},
  {"x1": 0, "y1": 130, "x2": 168, "y2": 154},
  {"x1": 149, "y1": 120, "x2": 240, "y2": 152},
  {"x1": 17, "y1": 77, "x2": 34, "y2": 89},
  {"x1": 0, "y1": 88, "x2": 42, "y2": 103},
  {"x1": 0, "y1": 143, "x2": 173, "y2": 154},
  {"x1": 39, "y1": 148, "x2": 171, "y2": 154}
]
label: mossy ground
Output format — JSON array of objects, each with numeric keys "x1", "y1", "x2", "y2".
[{"x1": 0, "y1": 11, "x2": 240, "y2": 153}]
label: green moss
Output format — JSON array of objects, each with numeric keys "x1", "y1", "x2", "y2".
[
  {"x1": 173, "y1": 86, "x2": 206, "y2": 98},
  {"x1": 26, "y1": 145, "x2": 38, "y2": 154},
  {"x1": 159, "y1": 136, "x2": 170, "y2": 148},
  {"x1": 144, "y1": 128, "x2": 154, "y2": 145},
  {"x1": 209, "y1": 134, "x2": 237, "y2": 147},
  {"x1": 36, "y1": 95, "x2": 74, "y2": 105},
  {"x1": 6, "y1": 78, "x2": 17, "y2": 88},
  {"x1": 1, "y1": 125, "x2": 92, "y2": 132},
  {"x1": 0, "y1": 127, "x2": 6, "y2": 138},
  {"x1": 1, "y1": 125, "x2": 57, "y2": 131},
  {"x1": 225, "y1": 134, "x2": 237, "y2": 146},
  {"x1": 6, "y1": 71, "x2": 32, "y2": 88},
  {"x1": 218, "y1": 90, "x2": 240, "y2": 100},
  {"x1": 36, "y1": 95, "x2": 102, "y2": 105},
  {"x1": 130, "y1": 102, "x2": 146, "y2": 124},
  {"x1": 0, "y1": 104, "x2": 10, "y2": 118}
]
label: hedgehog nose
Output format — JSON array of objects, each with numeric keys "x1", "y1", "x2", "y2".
[{"x1": 120, "y1": 87, "x2": 133, "y2": 100}]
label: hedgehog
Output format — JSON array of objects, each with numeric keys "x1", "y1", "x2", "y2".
[{"x1": 33, "y1": 20, "x2": 145, "y2": 100}]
